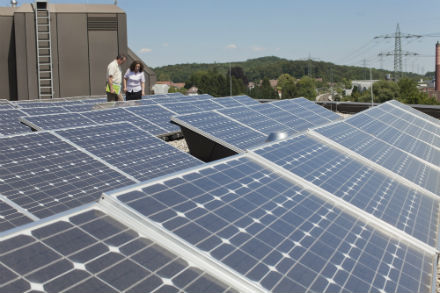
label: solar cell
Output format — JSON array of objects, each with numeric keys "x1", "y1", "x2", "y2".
[
  {"x1": 16, "y1": 101, "x2": 83, "y2": 108},
  {"x1": 271, "y1": 99, "x2": 335, "y2": 126},
  {"x1": 172, "y1": 111, "x2": 267, "y2": 152},
  {"x1": 20, "y1": 112, "x2": 96, "y2": 131},
  {"x1": 160, "y1": 102, "x2": 202, "y2": 115},
  {"x1": 288, "y1": 97, "x2": 342, "y2": 121},
  {"x1": 63, "y1": 104, "x2": 99, "y2": 113},
  {"x1": 108, "y1": 155, "x2": 435, "y2": 293},
  {"x1": 125, "y1": 105, "x2": 181, "y2": 134},
  {"x1": 0, "y1": 104, "x2": 14, "y2": 110},
  {"x1": 0, "y1": 208, "x2": 236, "y2": 293},
  {"x1": 0, "y1": 132, "x2": 134, "y2": 219},
  {"x1": 0, "y1": 109, "x2": 31, "y2": 136},
  {"x1": 314, "y1": 121, "x2": 440, "y2": 195},
  {"x1": 188, "y1": 99, "x2": 225, "y2": 111},
  {"x1": 20, "y1": 106, "x2": 69, "y2": 116},
  {"x1": 80, "y1": 108, "x2": 164, "y2": 135},
  {"x1": 56, "y1": 123, "x2": 203, "y2": 181},
  {"x1": 254, "y1": 134, "x2": 440, "y2": 247},
  {"x1": 231, "y1": 95, "x2": 259, "y2": 105}
]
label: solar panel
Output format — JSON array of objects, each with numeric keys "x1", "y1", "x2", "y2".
[
  {"x1": 218, "y1": 106, "x2": 294, "y2": 136},
  {"x1": 0, "y1": 207, "x2": 236, "y2": 293},
  {"x1": 20, "y1": 112, "x2": 96, "y2": 131},
  {"x1": 79, "y1": 97, "x2": 107, "y2": 104},
  {"x1": 0, "y1": 109, "x2": 31, "y2": 136},
  {"x1": 0, "y1": 104, "x2": 14, "y2": 110},
  {"x1": 271, "y1": 99, "x2": 336, "y2": 126},
  {"x1": 0, "y1": 199, "x2": 33, "y2": 233},
  {"x1": 231, "y1": 95, "x2": 260, "y2": 105},
  {"x1": 388, "y1": 99, "x2": 440, "y2": 126},
  {"x1": 63, "y1": 104, "x2": 99, "y2": 113},
  {"x1": 160, "y1": 102, "x2": 203, "y2": 115},
  {"x1": 80, "y1": 108, "x2": 165, "y2": 135},
  {"x1": 15, "y1": 101, "x2": 83, "y2": 108},
  {"x1": 20, "y1": 106, "x2": 69, "y2": 116},
  {"x1": 366, "y1": 103, "x2": 440, "y2": 146},
  {"x1": 188, "y1": 99, "x2": 225, "y2": 111},
  {"x1": 314, "y1": 121, "x2": 440, "y2": 196},
  {"x1": 0, "y1": 132, "x2": 134, "y2": 219},
  {"x1": 254, "y1": 134, "x2": 440, "y2": 247},
  {"x1": 107, "y1": 155, "x2": 435, "y2": 293},
  {"x1": 288, "y1": 98, "x2": 342, "y2": 121},
  {"x1": 172, "y1": 111, "x2": 267, "y2": 152},
  {"x1": 56, "y1": 123, "x2": 203, "y2": 182},
  {"x1": 248, "y1": 103, "x2": 313, "y2": 133},
  {"x1": 345, "y1": 109, "x2": 440, "y2": 166},
  {"x1": 213, "y1": 97, "x2": 243, "y2": 108},
  {"x1": 125, "y1": 105, "x2": 181, "y2": 134}
]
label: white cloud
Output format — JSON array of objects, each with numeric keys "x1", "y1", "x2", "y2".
[
  {"x1": 139, "y1": 48, "x2": 152, "y2": 53},
  {"x1": 251, "y1": 46, "x2": 265, "y2": 52},
  {"x1": 226, "y1": 44, "x2": 237, "y2": 49}
]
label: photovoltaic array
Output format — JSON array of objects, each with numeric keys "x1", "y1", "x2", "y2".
[{"x1": 0, "y1": 95, "x2": 439, "y2": 293}]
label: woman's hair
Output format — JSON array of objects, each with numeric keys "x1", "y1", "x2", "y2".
[{"x1": 129, "y1": 60, "x2": 144, "y2": 72}]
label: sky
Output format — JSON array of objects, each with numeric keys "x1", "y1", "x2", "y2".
[{"x1": 3, "y1": 0, "x2": 440, "y2": 74}]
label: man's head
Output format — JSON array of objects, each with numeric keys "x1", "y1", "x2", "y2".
[{"x1": 116, "y1": 54, "x2": 126, "y2": 65}]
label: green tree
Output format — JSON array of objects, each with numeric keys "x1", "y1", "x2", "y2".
[
  {"x1": 296, "y1": 76, "x2": 316, "y2": 100},
  {"x1": 398, "y1": 78, "x2": 421, "y2": 104},
  {"x1": 371, "y1": 80, "x2": 399, "y2": 103},
  {"x1": 277, "y1": 74, "x2": 297, "y2": 99}
]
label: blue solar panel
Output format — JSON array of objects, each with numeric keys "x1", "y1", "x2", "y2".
[
  {"x1": 388, "y1": 100, "x2": 440, "y2": 127},
  {"x1": 0, "y1": 104, "x2": 14, "y2": 110},
  {"x1": 0, "y1": 208, "x2": 235, "y2": 293},
  {"x1": 81, "y1": 108, "x2": 164, "y2": 135},
  {"x1": 0, "y1": 109, "x2": 31, "y2": 136},
  {"x1": 231, "y1": 95, "x2": 259, "y2": 105},
  {"x1": 248, "y1": 103, "x2": 313, "y2": 133},
  {"x1": 172, "y1": 112, "x2": 267, "y2": 151},
  {"x1": 20, "y1": 113, "x2": 96, "y2": 131},
  {"x1": 288, "y1": 98, "x2": 342, "y2": 121},
  {"x1": 0, "y1": 200, "x2": 33, "y2": 233},
  {"x1": 64, "y1": 104, "x2": 99, "y2": 113},
  {"x1": 125, "y1": 105, "x2": 181, "y2": 134},
  {"x1": 271, "y1": 99, "x2": 335, "y2": 126},
  {"x1": 160, "y1": 102, "x2": 202, "y2": 115},
  {"x1": 20, "y1": 106, "x2": 69, "y2": 116},
  {"x1": 110, "y1": 156, "x2": 435, "y2": 293},
  {"x1": 16, "y1": 101, "x2": 83, "y2": 108},
  {"x1": 315, "y1": 121, "x2": 440, "y2": 195},
  {"x1": 218, "y1": 106, "x2": 294, "y2": 136},
  {"x1": 56, "y1": 123, "x2": 203, "y2": 182},
  {"x1": 0, "y1": 132, "x2": 134, "y2": 219},
  {"x1": 213, "y1": 97, "x2": 243, "y2": 108},
  {"x1": 345, "y1": 110, "x2": 440, "y2": 166},
  {"x1": 254, "y1": 135, "x2": 440, "y2": 247},
  {"x1": 188, "y1": 99, "x2": 225, "y2": 111}
]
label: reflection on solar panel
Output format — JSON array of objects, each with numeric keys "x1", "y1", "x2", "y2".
[
  {"x1": 0, "y1": 104, "x2": 14, "y2": 110},
  {"x1": 0, "y1": 109, "x2": 31, "y2": 136},
  {"x1": 288, "y1": 97, "x2": 342, "y2": 121},
  {"x1": 189, "y1": 99, "x2": 225, "y2": 111},
  {"x1": 160, "y1": 102, "x2": 202, "y2": 115},
  {"x1": 254, "y1": 134, "x2": 440, "y2": 247},
  {"x1": 80, "y1": 108, "x2": 164, "y2": 135},
  {"x1": 0, "y1": 132, "x2": 134, "y2": 219},
  {"x1": 345, "y1": 107, "x2": 440, "y2": 166},
  {"x1": 0, "y1": 199, "x2": 33, "y2": 233},
  {"x1": 314, "y1": 121, "x2": 440, "y2": 195},
  {"x1": 125, "y1": 105, "x2": 181, "y2": 134},
  {"x1": 56, "y1": 123, "x2": 203, "y2": 182},
  {"x1": 20, "y1": 113, "x2": 96, "y2": 131},
  {"x1": 20, "y1": 106, "x2": 69, "y2": 116},
  {"x1": 231, "y1": 95, "x2": 260, "y2": 105},
  {"x1": 63, "y1": 104, "x2": 98, "y2": 113},
  {"x1": 107, "y1": 155, "x2": 435, "y2": 293},
  {"x1": 172, "y1": 111, "x2": 267, "y2": 152},
  {"x1": 0, "y1": 207, "x2": 236, "y2": 293}
]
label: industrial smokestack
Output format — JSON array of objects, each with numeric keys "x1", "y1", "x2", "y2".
[
  {"x1": 11, "y1": 0, "x2": 17, "y2": 7},
  {"x1": 436, "y1": 42, "x2": 440, "y2": 91}
]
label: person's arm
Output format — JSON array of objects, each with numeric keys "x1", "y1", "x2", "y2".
[
  {"x1": 141, "y1": 72, "x2": 145, "y2": 96},
  {"x1": 108, "y1": 75, "x2": 114, "y2": 93},
  {"x1": 123, "y1": 78, "x2": 127, "y2": 93}
]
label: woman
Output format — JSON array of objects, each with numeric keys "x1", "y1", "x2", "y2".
[{"x1": 123, "y1": 60, "x2": 145, "y2": 100}]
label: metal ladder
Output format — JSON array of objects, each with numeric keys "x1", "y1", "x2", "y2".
[{"x1": 34, "y1": 2, "x2": 54, "y2": 99}]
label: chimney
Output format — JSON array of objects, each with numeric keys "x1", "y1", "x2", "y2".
[{"x1": 436, "y1": 42, "x2": 440, "y2": 91}]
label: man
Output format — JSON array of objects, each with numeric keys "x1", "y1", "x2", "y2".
[{"x1": 106, "y1": 55, "x2": 126, "y2": 102}]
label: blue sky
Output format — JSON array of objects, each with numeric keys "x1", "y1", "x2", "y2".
[{"x1": 4, "y1": 0, "x2": 440, "y2": 73}]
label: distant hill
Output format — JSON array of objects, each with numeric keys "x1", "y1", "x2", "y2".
[{"x1": 153, "y1": 56, "x2": 424, "y2": 84}]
